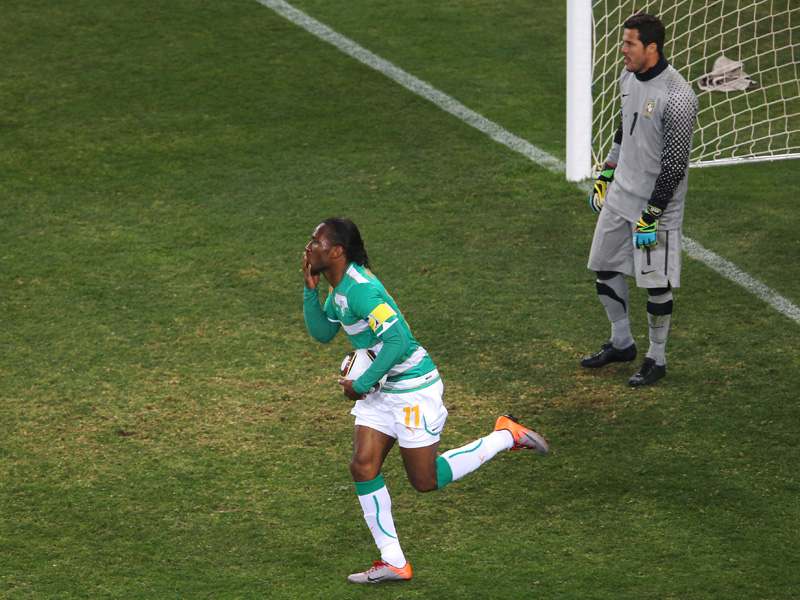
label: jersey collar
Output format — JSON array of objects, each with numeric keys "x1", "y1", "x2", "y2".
[{"x1": 635, "y1": 55, "x2": 669, "y2": 82}]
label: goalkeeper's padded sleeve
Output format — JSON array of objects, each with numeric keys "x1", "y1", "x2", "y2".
[{"x1": 605, "y1": 120, "x2": 623, "y2": 166}]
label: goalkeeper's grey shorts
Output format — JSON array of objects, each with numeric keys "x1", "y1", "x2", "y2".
[{"x1": 588, "y1": 207, "x2": 682, "y2": 289}]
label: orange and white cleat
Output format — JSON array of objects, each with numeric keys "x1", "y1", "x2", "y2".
[
  {"x1": 347, "y1": 560, "x2": 412, "y2": 584},
  {"x1": 495, "y1": 414, "x2": 549, "y2": 454}
]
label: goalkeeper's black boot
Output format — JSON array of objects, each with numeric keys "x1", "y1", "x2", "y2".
[
  {"x1": 580, "y1": 341, "x2": 637, "y2": 368},
  {"x1": 628, "y1": 358, "x2": 666, "y2": 386}
]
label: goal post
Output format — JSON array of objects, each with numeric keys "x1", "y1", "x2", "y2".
[
  {"x1": 566, "y1": 0, "x2": 594, "y2": 182},
  {"x1": 566, "y1": 0, "x2": 800, "y2": 182}
]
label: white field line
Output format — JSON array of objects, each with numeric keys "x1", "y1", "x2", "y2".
[
  {"x1": 257, "y1": 0, "x2": 563, "y2": 173},
  {"x1": 257, "y1": 0, "x2": 800, "y2": 326},
  {"x1": 682, "y1": 239, "x2": 800, "y2": 324}
]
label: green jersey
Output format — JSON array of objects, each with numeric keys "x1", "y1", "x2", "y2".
[{"x1": 304, "y1": 262, "x2": 439, "y2": 395}]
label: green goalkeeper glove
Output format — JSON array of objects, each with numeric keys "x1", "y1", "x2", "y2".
[
  {"x1": 632, "y1": 205, "x2": 663, "y2": 249},
  {"x1": 590, "y1": 164, "x2": 615, "y2": 213}
]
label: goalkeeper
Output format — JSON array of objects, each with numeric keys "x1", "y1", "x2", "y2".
[
  {"x1": 583, "y1": 13, "x2": 698, "y2": 386},
  {"x1": 302, "y1": 217, "x2": 549, "y2": 584}
]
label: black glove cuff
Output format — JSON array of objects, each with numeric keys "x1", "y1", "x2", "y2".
[
  {"x1": 641, "y1": 204, "x2": 663, "y2": 225},
  {"x1": 600, "y1": 163, "x2": 615, "y2": 180}
]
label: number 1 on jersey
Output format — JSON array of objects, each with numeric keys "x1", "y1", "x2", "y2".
[{"x1": 630, "y1": 111, "x2": 639, "y2": 135}]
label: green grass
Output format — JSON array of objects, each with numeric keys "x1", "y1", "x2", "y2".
[{"x1": 1, "y1": 1, "x2": 799, "y2": 599}]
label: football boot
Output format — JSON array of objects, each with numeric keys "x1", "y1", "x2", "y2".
[
  {"x1": 347, "y1": 561, "x2": 412, "y2": 584},
  {"x1": 628, "y1": 358, "x2": 666, "y2": 386},
  {"x1": 494, "y1": 414, "x2": 549, "y2": 454},
  {"x1": 580, "y1": 341, "x2": 637, "y2": 368}
]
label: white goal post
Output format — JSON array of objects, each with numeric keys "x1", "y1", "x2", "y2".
[{"x1": 566, "y1": 0, "x2": 800, "y2": 181}]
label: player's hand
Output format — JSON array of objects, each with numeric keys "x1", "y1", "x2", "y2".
[
  {"x1": 338, "y1": 378, "x2": 366, "y2": 401},
  {"x1": 590, "y1": 164, "x2": 615, "y2": 213},
  {"x1": 632, "y1": 205, "x2": 663, "y2": 249},
  {"x1": 302, "y1": 251, "x2": 319, "y2": 290}
]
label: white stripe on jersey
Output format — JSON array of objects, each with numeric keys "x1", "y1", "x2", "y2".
[
  {"x1": 346, "y1": 264, "x2": 369, "y2": 284},
  {"x1": 364, "y1": 343, "x2": 430, "y2": 378},
  {"x1": 387, "y1": 346, "x2": 428, "y2": 377},
  {"x1": 382, "y1": 368, "x2": 440, "y2": 392},
  {"x1": 331, "y1": 317, "x2": 370, "y2": 336}
]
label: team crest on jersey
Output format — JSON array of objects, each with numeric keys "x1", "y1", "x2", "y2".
[
  {"x1": 645, "y1": 99, "x2": 655, "y2": 119},
  {"x1": 333, "y1": 293, "x2": 349, "y2": 318}
]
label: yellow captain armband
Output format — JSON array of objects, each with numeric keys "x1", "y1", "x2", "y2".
[{"x1": 368, "y1": 303, "x2": 398, "y2": 334}]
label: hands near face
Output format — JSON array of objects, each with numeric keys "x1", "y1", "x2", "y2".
[{"x1": 302, "y1": 250, "x2": 319, "y2": 290}]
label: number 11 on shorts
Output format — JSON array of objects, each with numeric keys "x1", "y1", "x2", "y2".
[{"x1": 403, "y1": 405, "x2": 420, "y2": 427}]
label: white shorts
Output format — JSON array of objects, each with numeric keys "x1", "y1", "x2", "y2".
[
  {"x1": 588, "y1": 208, "x2": 682, "y2": 288},
  {"x1": 350, "y1": 379, "x2": 448, "y2": 449}
]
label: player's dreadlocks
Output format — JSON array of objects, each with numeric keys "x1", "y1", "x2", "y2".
[{"x1": 322, "y1": 217, "x2": 371, "y2": 270}]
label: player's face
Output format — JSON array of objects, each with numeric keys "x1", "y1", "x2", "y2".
[
  {"x1": 621, "y1": 28, "x2": 655, "y2": 73},
  {"x1": 305, "y1": 224, "x2": 336, "y2": 275}
]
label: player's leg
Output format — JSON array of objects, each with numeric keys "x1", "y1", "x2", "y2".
[
  {"x1": 597, "y1": 271, "x2": 634, "y2": 350},
  {"x1": 398, "y1": 442, "x2": 439, "y2": 492},
  {"x1": 432, "y1": 416, "x2": 548, "y2": 489},
  {"x1": 627, "y1": 284, "x2": 672, "y2": 386},
  {"x1": 403, "y1": 432, "x2": 508, "y2": 491},
  {"x1": 348, "y1": 401, "x2": 410, "y2": 582},
  {"x1": 401, "y1": 434, "x2": 509, "y2": 491},
  {"x1": 581, "y1": 270, "x2": 637, "y2": 364},
  {"x1": 630, "y1": 228, "x2": 681, "y2": 386},
  {"x1": 392, "y1": 380, "x2": 511, "y2": 490},
  {"x1": 584, "y1": 211, "x2": 638, "y2": 367},
  {"x1": 350, "y1": 424, "x2": 394, "y2": 481},
  {"x1": 397, "y1": 394, "x2": 549, "y2": 492},
  {"x1": 348, "y1": 380, "x2": 448, "y2": 583},
  {"x1": 645, "y1": 284, "x2": 673, "y2": 365},
  {"x1": 389, "y1": 379, "x2": 451, "y2": 491}
]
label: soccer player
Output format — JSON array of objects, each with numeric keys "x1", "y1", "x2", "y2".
[
  {"x1": 583, "y1": 13, "x2": 699, "y2": 386},
  {"x1": 302, "y1": 217, "x2": 549, "y2": 584}
]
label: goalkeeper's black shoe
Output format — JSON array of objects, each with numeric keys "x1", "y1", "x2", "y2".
[
  {"x1": 580, "y1": 341, "x2": 637, "y2": 368},
  {"x1": 628, "y1": 358, "x2": 666, "y2": 386}
]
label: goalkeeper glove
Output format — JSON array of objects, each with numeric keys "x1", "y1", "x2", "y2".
[
  {"x1": 590, "y1": 164, "x2": 615, "y2": 213},
  {"x1": 632, "y1": 205, "x2": 663, "y2": 249}
]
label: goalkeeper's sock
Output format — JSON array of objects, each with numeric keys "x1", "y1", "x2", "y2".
[
  {"x1": 596, "y1": 274, "x2": 633, "y2": 349},
  {"x1": 646, "y1": 289, "x2": 673, "y2": 366},
  {"x1": 435, "y1": 431, "x2": 511, "y2": 489},
  {"x1": 354, "y1": 475, "x2": 406, "y2": 567}
]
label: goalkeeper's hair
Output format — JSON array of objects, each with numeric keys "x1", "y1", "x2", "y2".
[
  {"x1": 322, "y1": 217, "x2": 371, "y2": 269},
  {"x1": 623, "y1": 13, "x2": 665, "y2": 56}
]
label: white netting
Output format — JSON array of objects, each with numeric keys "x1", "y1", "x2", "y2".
[{"x1": 592, "y1": 0, "x2": 800, "y2": 170}]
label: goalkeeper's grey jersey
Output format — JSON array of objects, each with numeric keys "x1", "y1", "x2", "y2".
[{"x1": 605, "y1": 57, "x2": 699, "y2": 229}]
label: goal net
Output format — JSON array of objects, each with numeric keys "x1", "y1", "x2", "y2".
[{"x1": 585, "y1": 0, "x2": 799, "y2": 176}]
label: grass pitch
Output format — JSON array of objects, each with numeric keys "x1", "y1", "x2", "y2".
[{"x1": 1, "y1": 1, "x2": 799, "y2": 599}]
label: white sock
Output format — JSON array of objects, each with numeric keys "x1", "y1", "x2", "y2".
[
  {"x1": 354, "y1": 475, "x2": 406, "y2": 567},
  {"x1": 437, "y1": 430, "x2": 511, "y2": 484},
  {"x1": 379, "y1": 541, "x2": 406, "y2": 568}
]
